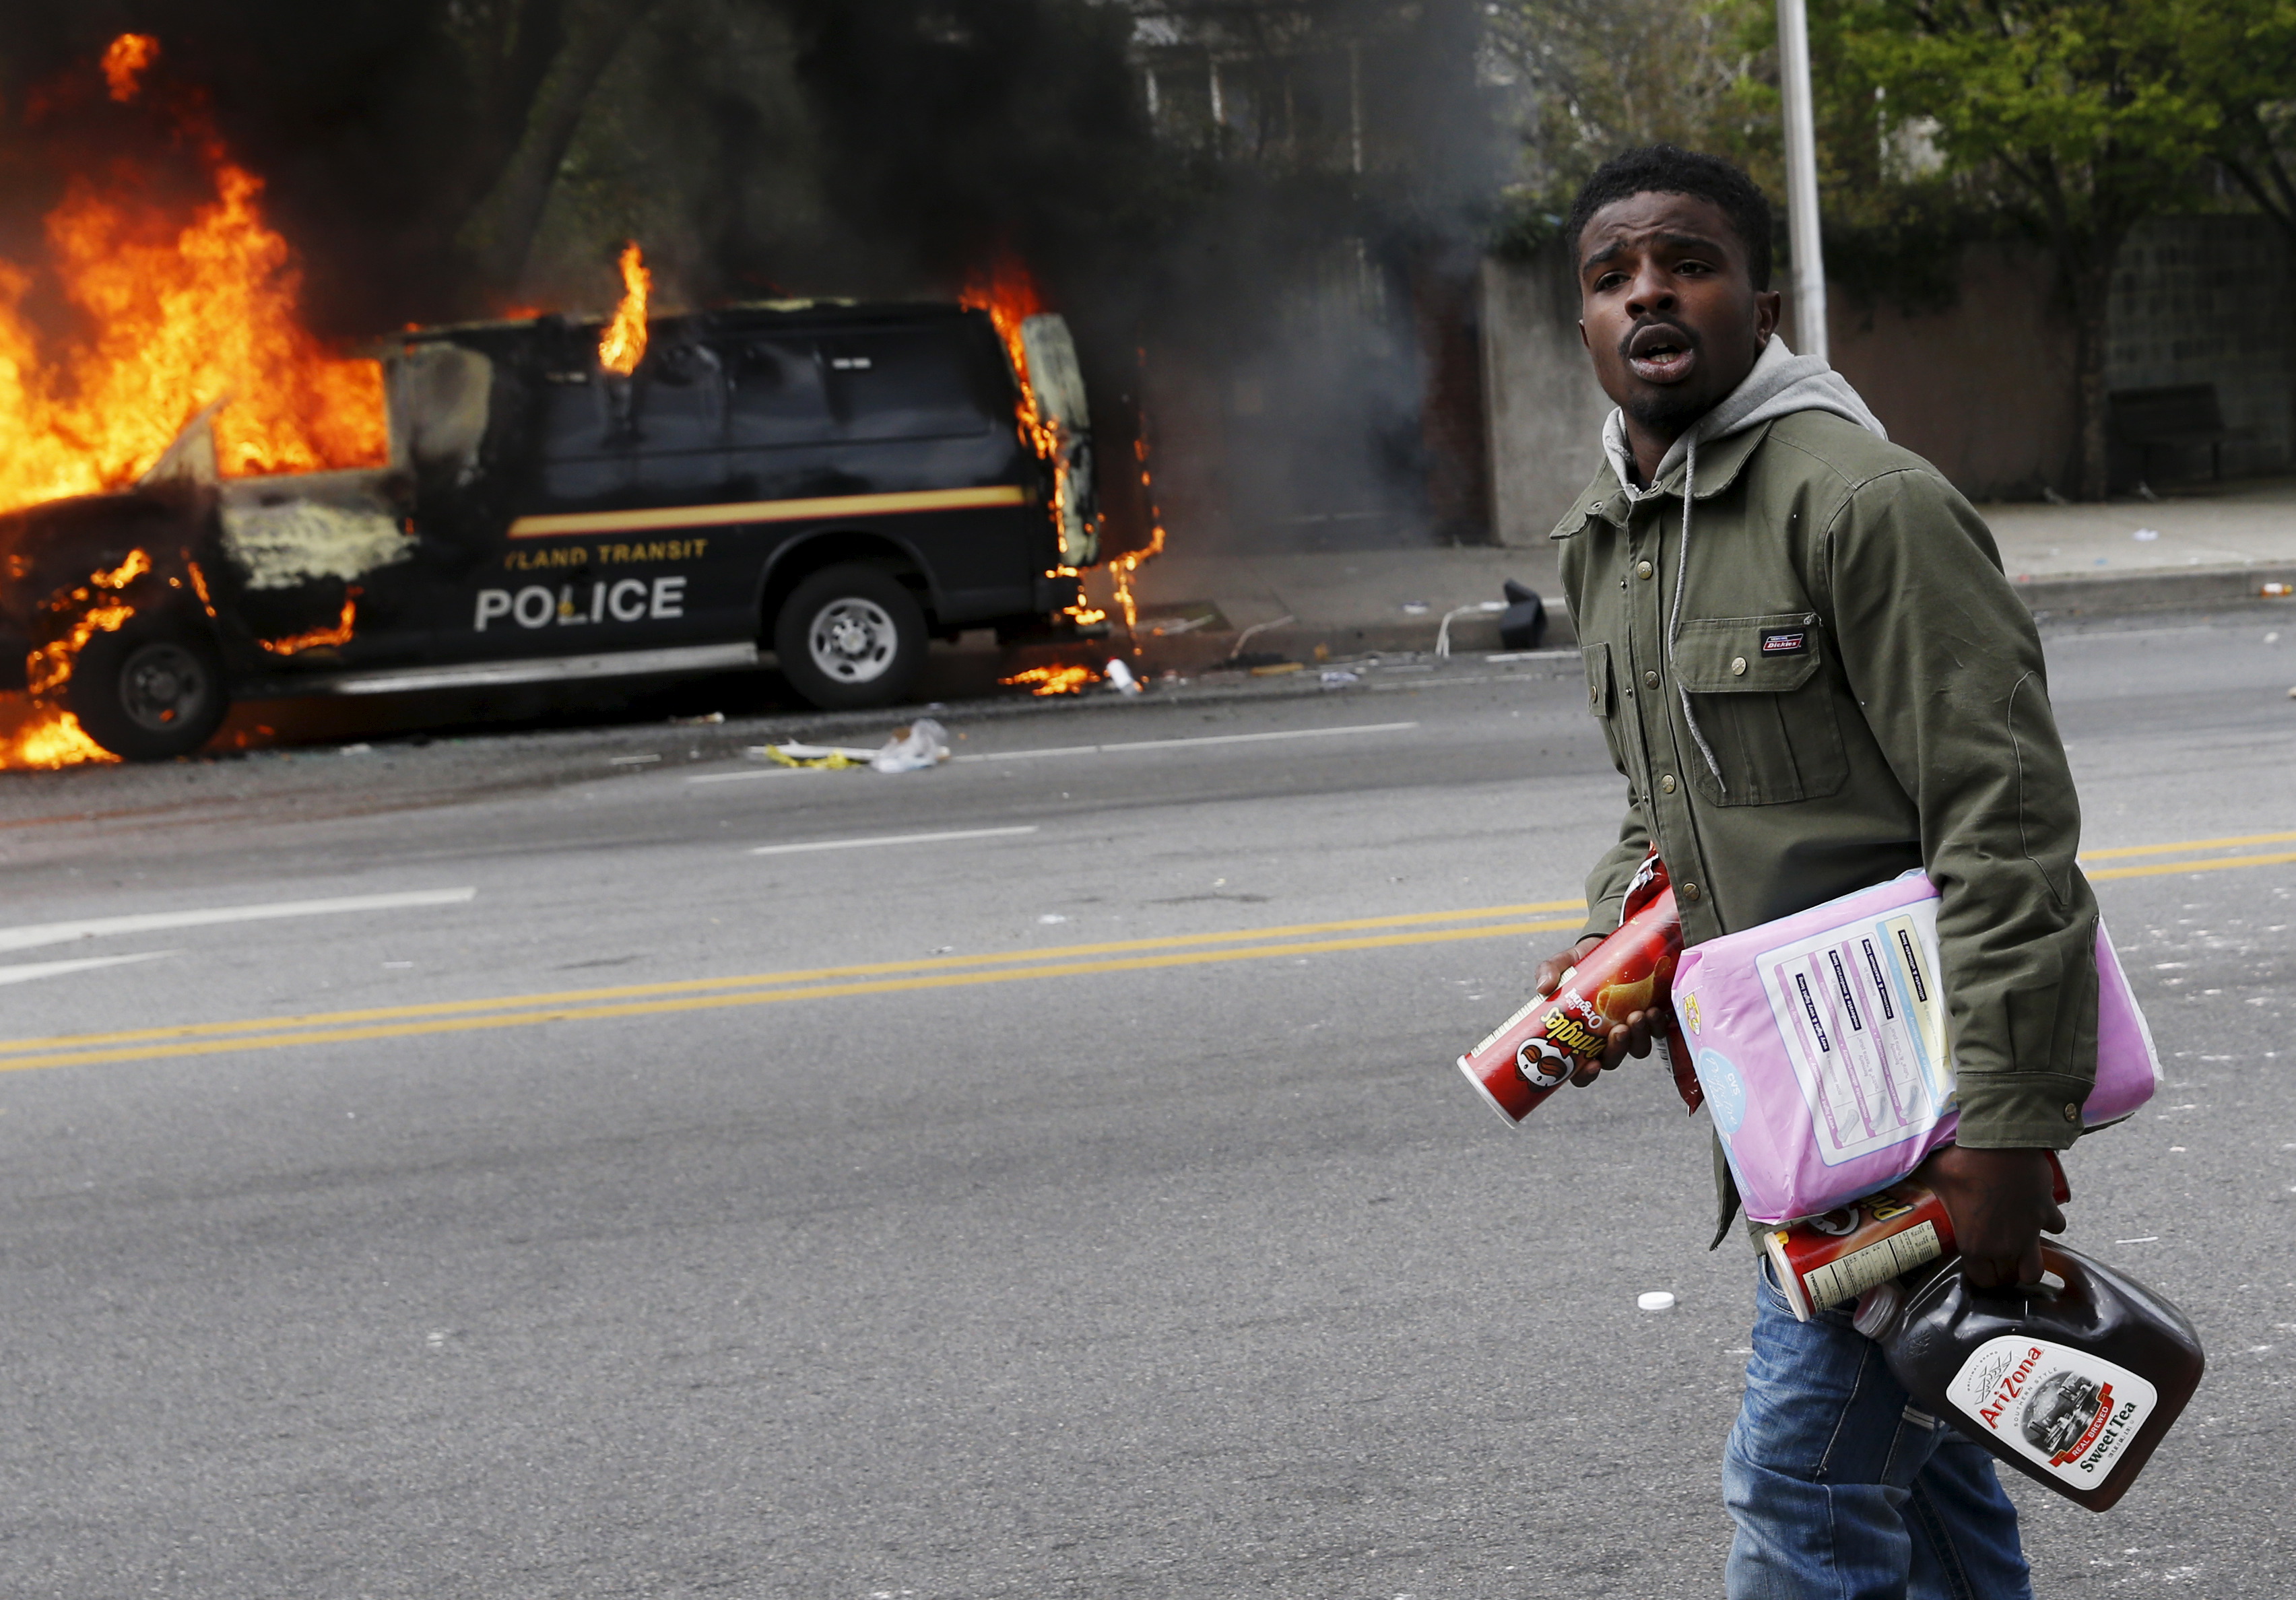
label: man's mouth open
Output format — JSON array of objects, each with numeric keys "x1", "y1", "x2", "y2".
[{"x1": 1625, "y1": 322, "x2": 1697, "y2": 384}]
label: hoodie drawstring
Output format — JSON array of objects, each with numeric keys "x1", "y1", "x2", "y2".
[{"x1": 1666, "y1": 438, "x2": 1727, "y2": 793}]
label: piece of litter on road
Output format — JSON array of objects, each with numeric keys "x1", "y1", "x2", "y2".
[
  {"x1": 1038, "y1": 913, "x2": 1068, "y2": 924},
  {"x1": 756, "y1": 741, "x2": 877, "y2": 768},
  {"x1": 1401, "y1": 601, "x2": 1430, "y2": 615},
  {"x1": 609, "y1": 753, "x2": 661, "y2": 767},
  {"x1": 2115, "y1": 1236, "x2": 2160, "y2": 1244},
  {"x1": 1105, "y1": 659, "x2": 1142, "y2": 697},
  {"x1": 871, "y1": 719, "x2": 950, "y2": 773},
  {"x1": 671, "y1": 712, "x2": 725, "y2": 725},
  {"x1": 1251, "y1": 661, "x2": 1304, "y2": 675},
  {"x1": 2264, "y1": 581, "x2": 2294, "y2": 597},
  {"x1": 1638, "y1": 1291, "x2": 1676, "y2": 1312},
  {"x1": 2133, "y1": 527, "x2": 2161, "y2": 541},
  {"x1": 2169, "y1": 1145, "x2": 2186, "y2": 1152},
  {"x1": 1320, "y1": 669, "x2": 1360, "y2": 688},
  {"x1": 339, "y1": 742, "x2": 372, "y2": 756}
]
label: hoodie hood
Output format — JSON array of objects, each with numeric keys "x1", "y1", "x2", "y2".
[{"x1": 1600, "y1": 336, "x2": 1887, "y2": 495}]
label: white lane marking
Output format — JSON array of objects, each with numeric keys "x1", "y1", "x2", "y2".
[
  {"x1": 748, "y1": 826, "x2": 1038, "y2": 857},
  {"x1": 0, "y1": 951, "x2": 178, "y2": 986},
  {"x1": 0, "y1": 888, "x2": 479, "y2": 956},
  {"x1": 687, "y1": 766, "x2": 828, "y2": 786},
  {"x1": 949, "y1": 721, "x2": 1420, "y2": 763}
]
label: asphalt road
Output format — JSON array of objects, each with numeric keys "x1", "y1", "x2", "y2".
[{"x1": 0, "y1": 615, "x2": 2290, "y2": 1599}]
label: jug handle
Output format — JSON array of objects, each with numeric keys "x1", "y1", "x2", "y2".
[{"x1": 2025, "y1": 1243, "x2": 2089, "y2": 1302}]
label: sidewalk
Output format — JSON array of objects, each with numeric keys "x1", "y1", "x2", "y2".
[{"x1": 1085, "y1": 479, "x2": 2296, "y2": 661}]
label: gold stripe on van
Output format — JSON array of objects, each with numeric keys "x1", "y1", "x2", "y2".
[{"x1": 506, "y1": 484, "x2": 1028, "y2": 539}]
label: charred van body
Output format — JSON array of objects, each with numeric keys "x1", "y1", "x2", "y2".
[{"x1": 0, "y1": 301, "x2": 1096, "y2": 759}]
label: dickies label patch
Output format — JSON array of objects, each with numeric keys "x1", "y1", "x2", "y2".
[{"x1": 1761, "y1": 628, "x2": 1809, "y2": 655}]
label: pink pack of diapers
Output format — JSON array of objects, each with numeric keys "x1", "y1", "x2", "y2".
[{"x1": 1672, "y1": 870, "x2": 2161, "y2": 1224}]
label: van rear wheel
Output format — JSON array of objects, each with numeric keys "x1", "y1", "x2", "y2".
[
  {"x1": 773, "y1": 564, "x2": 927, "y2": 711},
  {"x1": 63, "y1": 618, "x2": 230, "y2": 761}
]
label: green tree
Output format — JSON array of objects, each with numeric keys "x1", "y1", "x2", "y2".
[
  {"x1": 1816, "y1": 0, "x2": 2225, "y2": 499},
  {"x1": 2190, "y1": 2, "x2": 2296, "y2": 248}
]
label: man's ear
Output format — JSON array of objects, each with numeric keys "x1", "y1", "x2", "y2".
[{"x1": 1754, "y1": 289, "x2": 1783, "y2": 345}]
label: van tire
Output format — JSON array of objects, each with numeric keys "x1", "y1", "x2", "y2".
[
  {"x1": 773, "y1": 564, "x2": 927, "y2": 710},
  {"x1": 63, "y1": 618, "x2": 230, "y2": 761}
]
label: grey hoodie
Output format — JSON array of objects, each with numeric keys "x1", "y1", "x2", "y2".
[{"x1": 1593, "y1": 335, "x2": 1889, "y2": 792}]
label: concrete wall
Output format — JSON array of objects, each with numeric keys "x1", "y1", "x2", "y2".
[
  {"x1": 1479, "y1": 248, "x2": 1614, "y2": 545},
  {"x1": 1819, "y1": 243, "x2": 2079, "y2": 502},
  {"x1": 1482, "y1": 240, "x2": 2081, "y2": 527},
  {"x1": 1480, "y1": 222, "x2": 2296, "y2": 523},
  {"x1": 2106, "y1": 213, "x2": 2295, "y2": 484}
]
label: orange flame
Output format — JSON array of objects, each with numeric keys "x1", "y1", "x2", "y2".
[
  {"x1": 1000, "y1": 663, "x2": 1101, "y2": 696},
  {"x1": 1, "y1": 547, "x2": 150, "y2": 770},
  {"x1": 0, "y1": 45, "x2": 387, "y2": 514},
  {"x1": 598, "y1": 243, "x2": 651, "y2": 375},
  {"x1": 0, "y1": 701, "x2": 116, "y2": 769},
  {"x1": 1106, "y1": 415, "x2": 1169, "y2": 640},
  {"x1": 960, "y1": 254, "x2": 1115, "y2": 632},
  {"x1": 102, "y1": 34, "x2": 160, "y2": 102},
  {"x1": 257, "y1": 587, "x2": 357, "y2": 655},
  {"x1": 25, "y1": 547, "x2": 149, "y2": 698}
]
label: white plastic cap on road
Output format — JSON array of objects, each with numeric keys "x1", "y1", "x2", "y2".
[{"x1": 1637, "y1": 1291, "x2": 1677, "y2": 1312}]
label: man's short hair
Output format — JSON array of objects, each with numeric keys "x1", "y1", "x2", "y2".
[{"x1": 1566, "y1": 145, "x2": 1775, "y2": 291}]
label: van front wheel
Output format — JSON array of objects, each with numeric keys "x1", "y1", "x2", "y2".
[
  {"x1": 773, "y1": 564, "x2": 927, "y2": 710},
  {"x1": 63, "y1": 619, "x2": 230, "y2": 760}
]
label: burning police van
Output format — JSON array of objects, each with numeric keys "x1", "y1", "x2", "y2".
[{"x1": 0, "y1": 300, "x2": 1096, "y2": 760}]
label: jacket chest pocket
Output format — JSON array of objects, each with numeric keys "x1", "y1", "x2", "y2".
[{"x1": 1672, "y1": 613, "x2": 1847, "y2": 805}]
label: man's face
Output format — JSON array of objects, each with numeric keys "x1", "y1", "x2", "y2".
[{"x1": 1577, "y1": 191, "x2": 1780, "y2": 445}]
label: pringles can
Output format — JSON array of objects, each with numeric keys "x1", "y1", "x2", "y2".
[{"x1": 1457, "y1": 851, "x2": 1701, "y2": 1123}]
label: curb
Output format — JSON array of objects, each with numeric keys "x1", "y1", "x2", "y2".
[
  {"x1": 2013, "y1": 562, "x2": 2296, "y2": 618},
  {"x1": 1158, "y1": 564, "x2": 2296, "y2": 661}
]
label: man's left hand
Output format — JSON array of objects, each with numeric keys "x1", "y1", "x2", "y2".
[{"x1": 1916, "y1": 1145, "x2": 2068, "y2": 1289}]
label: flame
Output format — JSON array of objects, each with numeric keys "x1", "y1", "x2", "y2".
[
  {"x1": 102, "y1": 34, "x2": 160, "y2": 102},
  {"x1": 598, "y1": 244, "x2": 651, "y2": 375},
  {"x1": 1000, "y1": 663, "x2": 1101, "y2": 696},
  {"x1": 0, "y1": 700, "x2": 116, "y2": 769},
  {"x1": 1107, "y1": 424, "x2": 1169, "y2": 640},
  {"x1": 961, "y1": 255, "x2": 1097, "y2": 614},
  {"x1": 0, "y1": 546, "x2": 150, "y2": 769},
  {"x1": 0, "y1": 41, "x2": 387, "y2": 515},
  {"x1": 257, "y1": 587, "x2": 357, "y2": 655}
]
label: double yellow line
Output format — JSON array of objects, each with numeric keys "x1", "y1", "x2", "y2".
[
  {"x1": 2082, "y1": 828, "x2": 2296, "y2": 881},
  {"x1": 0, "y1": 902, "x2": 1589, "y2": 1077}
]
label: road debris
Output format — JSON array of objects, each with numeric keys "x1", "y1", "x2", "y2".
[
  {"x1": 871, "y1": 718, "x2": 950, "y2": 773},
  {"x1": 1638, "y1": 1292, "x2": 1677, "y2": 1312},
  {"x1": 1104, "y1": 659, "x2": 1142, "y2": 697},
  {"x1": 753, "y1": 741, "x2": 876, "y2": 768}
]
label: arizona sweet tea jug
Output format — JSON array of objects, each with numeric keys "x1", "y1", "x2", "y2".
[
  {"x1": 1456, "y1": 851, "x2": 1700, "y2": 1123},
  {"x1": 1864, "y1": 1243, "x2": 2204, "y2": 1511}
]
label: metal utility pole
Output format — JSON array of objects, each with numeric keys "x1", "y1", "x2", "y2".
[{"x1": 1776, "y1": 0, "x2": 1827, "y2": 361}]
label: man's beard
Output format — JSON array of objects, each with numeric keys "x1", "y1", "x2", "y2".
[{"x1": 1622, "y1": 385, "x2": 1714, "y2": 440}]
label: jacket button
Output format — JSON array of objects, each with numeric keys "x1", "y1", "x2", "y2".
[
  {"x1": 1660, "y1": 774, "x2": 1676, "y2": 794},
  {"x1": 1681, "y1": 882, "x2": 1701, "y2": 902},
  {"x1": 1642, "y1": 669, "x2": 1660, "y2": 689},
  {"x1": 1730, "y1": 656, "x2": 1747, "y2": 675},
  {"x1": 1636, "y1": 560, "x2": 1654, "y2": 580},
  {"x1": 2064, "y1": 1102, "x2": 2080, "y2": 1123}
]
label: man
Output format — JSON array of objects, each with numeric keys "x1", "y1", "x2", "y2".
[{"x1": 1531, "y1": 145, "x2": 2098, "y2": 1598}]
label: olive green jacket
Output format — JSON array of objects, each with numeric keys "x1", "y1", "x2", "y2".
[{"x1": 1554, "y1": 407, "x2": 2099, "y2": 1234}]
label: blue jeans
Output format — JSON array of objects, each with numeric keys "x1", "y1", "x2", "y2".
[{"x1": 1723, "y1": 1260, "x2": 2033, "y2": 1600}]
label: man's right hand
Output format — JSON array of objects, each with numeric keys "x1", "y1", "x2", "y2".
[{"x1": 1532, "y1": 935, "x2": 1654, "y2": 1086}]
